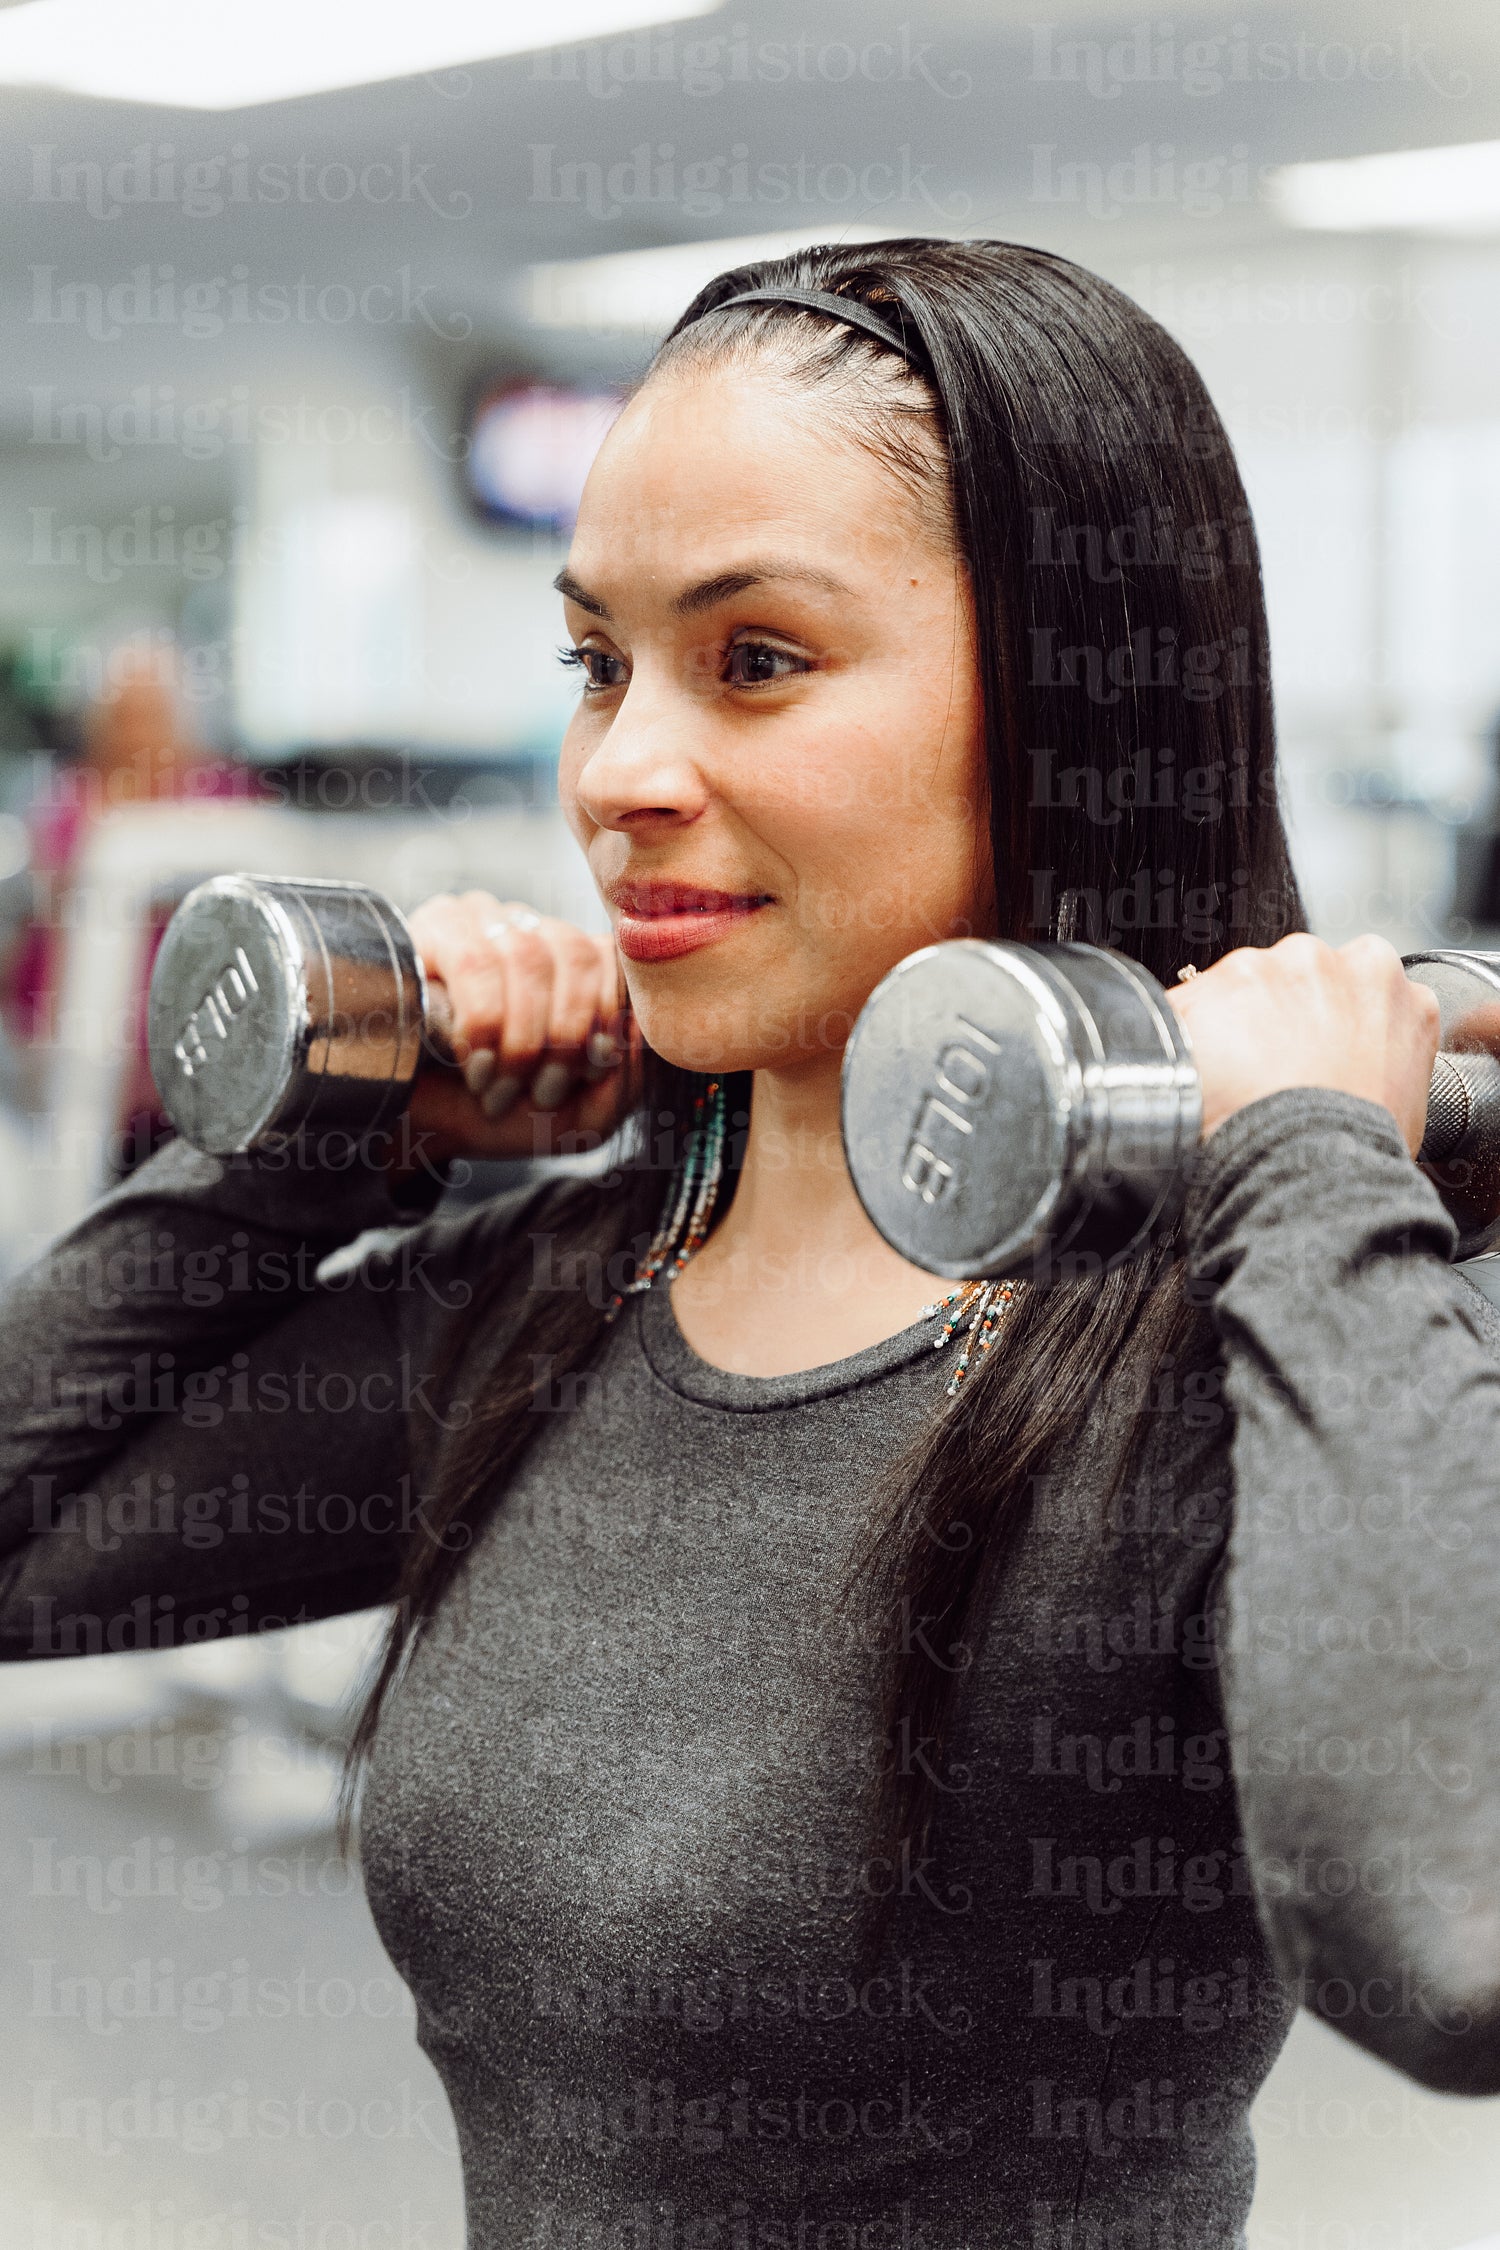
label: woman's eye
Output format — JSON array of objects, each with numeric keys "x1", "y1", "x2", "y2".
[
  {"x1": 560, "y1": 644, "x2": 628, "y2": 692},
  {"x1": 723, "y1": 640, "x2": 809, "y2": 688}
]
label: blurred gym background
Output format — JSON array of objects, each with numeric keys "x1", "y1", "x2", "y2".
[{"x1": 1, "y1": 1, "x2": 1500, "y2": 2242}]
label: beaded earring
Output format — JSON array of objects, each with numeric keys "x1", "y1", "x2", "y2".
[
  {"x1": 919, "y1": 1278, "x2": 1019, "y2": 1397},
  {"x1": 605, "y1": 1075, "x2": 727, "y2": 1322},
  {"x1": 603, "y1": 1070, "x2": 1017, "y2": 1391}
]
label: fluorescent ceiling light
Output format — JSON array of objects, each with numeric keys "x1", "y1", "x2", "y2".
[
  {"x1": 1271, "y1": 139, "x2": 1500, "y2": 234},
  {"x1": 527, "y1": 228, "x2": 894, "y2": 332},
  {"x1": 0, "y1": 0, "x2": 716, "y2": 109}
]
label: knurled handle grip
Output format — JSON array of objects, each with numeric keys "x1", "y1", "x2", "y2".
[
  {"x1": 418, "y1": 978, "x2": 461, "y2": 1072},
  {"x1": 1421, "y1": 1052, "x2": 1471, "y2": 1163}
]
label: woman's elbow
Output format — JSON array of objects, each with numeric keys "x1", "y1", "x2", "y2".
[{"x1": 1290, "y1": 1903, "x2": 1500, "y2": 2095}]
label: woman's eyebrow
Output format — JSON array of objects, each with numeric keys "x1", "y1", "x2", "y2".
[
  {"x1": 553, "y1": 568, "x2": 609, "y2": 619},
  {"x1": 672, "y1": 564, "x2": 851, "y2": 616},
  {"x1": 552, "y1": 562, "x2": 851, "y2": 622}
]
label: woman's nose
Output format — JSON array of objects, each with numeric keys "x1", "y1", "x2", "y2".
[{"x1": 570, "y1": 686, "x2": 711, "y2": 834}]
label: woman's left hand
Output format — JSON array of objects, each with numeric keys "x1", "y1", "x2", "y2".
[{"x1": 1165, "y1": 932, "x2": 1441, "y2": 1156}]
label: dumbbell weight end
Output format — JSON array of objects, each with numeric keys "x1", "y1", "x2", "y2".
[
  {"x1": 148, "y1": 874, "x2": 452, "y2": 1158},
  {"x1": 840, "y1": 939, "x2": 1201, "y2": 1285},
  {"x1": 842, "y1": 939, "x2": 1500, "y2": 1283}
]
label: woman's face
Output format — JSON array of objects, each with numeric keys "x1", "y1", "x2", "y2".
[{"x1": 557, "y1": 359, "x2": 993, "y2": 1076}]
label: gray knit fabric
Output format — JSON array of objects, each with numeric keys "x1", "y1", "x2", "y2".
[{"x1": 3, "y1": 1087, "x2": 1500, "y2": 2249}]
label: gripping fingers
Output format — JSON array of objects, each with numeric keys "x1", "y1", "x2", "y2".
[
  {"x1": 467, "y1": 911, "x2": 546, "y2": 1114},
  {"x1": 407, "y1": 893, "x2": 550, "y2": 1119},
  {"x1": 581, "y1": 936, "x2": 630, "y2": 1082},
  {"x1": 526, "y1": 924, "x2": 612, "y2": 1107},
  {"x1": 407, "y1": 893, "x2": 511, "y2": 1071},
  {"x1": 408, "y1": 892, "x2": 631, "y2": 1131},
  {"x1": 472, "y1": 909, "x2": 625, "y2": 1118}
]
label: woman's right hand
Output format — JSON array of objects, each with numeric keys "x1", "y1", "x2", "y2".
[{"x1": 398, "y1": 890, "x2": 633, "y2": 1169}]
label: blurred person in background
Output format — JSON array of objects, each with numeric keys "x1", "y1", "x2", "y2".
[{"x1": 0, "y1": 628, "x2": 261, "y2": 1172}]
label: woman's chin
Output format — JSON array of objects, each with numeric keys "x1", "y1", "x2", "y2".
[
  {"x1": 631, "y1": 984, "x2": 864, "y2": 1080},
  {"x1": 629, "y1": 1006, "x2": 766, "y2": 1077},
  {"x1": 643, "y1": 1032, "x2": 759, "y2": 1076}
]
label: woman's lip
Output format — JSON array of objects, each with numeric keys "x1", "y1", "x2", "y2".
[
  {"x1": 616, "y1": 900, "x2": 769, "y2": 963},
  {"x1": 610, "y1": 882, "x2": 770, "y2": 915}
]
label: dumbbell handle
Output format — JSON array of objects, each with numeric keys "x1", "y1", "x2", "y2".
[
  {"x1": 1420, "y1": 1049, "x2": 1487, "y2": 1163},
  {"x1": 417, "y1": 977, "x2": 459, "y2": 1071}
]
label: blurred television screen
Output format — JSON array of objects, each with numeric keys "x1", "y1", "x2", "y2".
[{"x1": 463, "y1": 381, "x2": 622, "y2": 531}]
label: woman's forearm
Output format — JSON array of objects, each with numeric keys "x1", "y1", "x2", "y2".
[{"x1": 0, "y1": 1132, "x2": 446, "y2": 1654}]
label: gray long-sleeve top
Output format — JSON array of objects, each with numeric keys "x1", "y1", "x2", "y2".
[{"x1": 2, "y1": 1087, "x2": 1499, "y2": 2248}]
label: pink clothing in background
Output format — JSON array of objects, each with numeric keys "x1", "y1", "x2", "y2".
[{"x1": 4, "y1": 759, "x2": 269, "y2": 1170}]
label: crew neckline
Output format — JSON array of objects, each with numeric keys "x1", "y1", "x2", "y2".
[{"x1": 633, "y1": 1272, "x2": 953, "y2": 1410}]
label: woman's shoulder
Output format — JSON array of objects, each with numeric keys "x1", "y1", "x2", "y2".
[
  {"x1": 371, "y1": 1163, "x2": 592, "y2": 1278},
  {"x1": 349, "y1": 1162, "x2": 619, "y2": 1346}
]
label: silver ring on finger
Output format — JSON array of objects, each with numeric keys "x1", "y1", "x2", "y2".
[{"x1": 483, "y1": 907, "x2": 542, "y2": 939}]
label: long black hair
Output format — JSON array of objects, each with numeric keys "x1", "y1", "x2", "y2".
[{"x1": 337, "y1": 238, "x2": 1304, "y2": 1940}]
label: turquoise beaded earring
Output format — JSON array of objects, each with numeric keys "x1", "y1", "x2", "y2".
[
  {"x1": 919, "y1": 1277, "x2": 1019, "y2": 1397},
  {"x1": 603, "y1": 1068, "x2": 1015, "y2": 1390},
  {"x1": 605, "y1": 1075, "x2": 727, "y2": 1321}
]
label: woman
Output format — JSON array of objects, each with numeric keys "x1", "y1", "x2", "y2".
[{"x1": 2, "y1": 238, "x2": 1497, "y2": 2248}]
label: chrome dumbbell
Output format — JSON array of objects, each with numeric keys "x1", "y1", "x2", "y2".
[
  {"x1": 839, "y1": 940, "x2": 1500, "y2": 1279},
  {"x1": 146, "y1": 874, "x2": 451, "y2": 1157}
]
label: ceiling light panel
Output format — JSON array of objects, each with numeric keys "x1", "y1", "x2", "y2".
[
  {"x1": 1271, "y1": 140, "x2": 1500, "y2": 234},
  {"x1": 0, "y1": 0, "x2": 716, "y2": 109}
]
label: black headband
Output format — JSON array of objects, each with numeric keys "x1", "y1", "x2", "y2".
[{"x1": 700, "y1": 285, "x2": 925, "y2": 369}]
